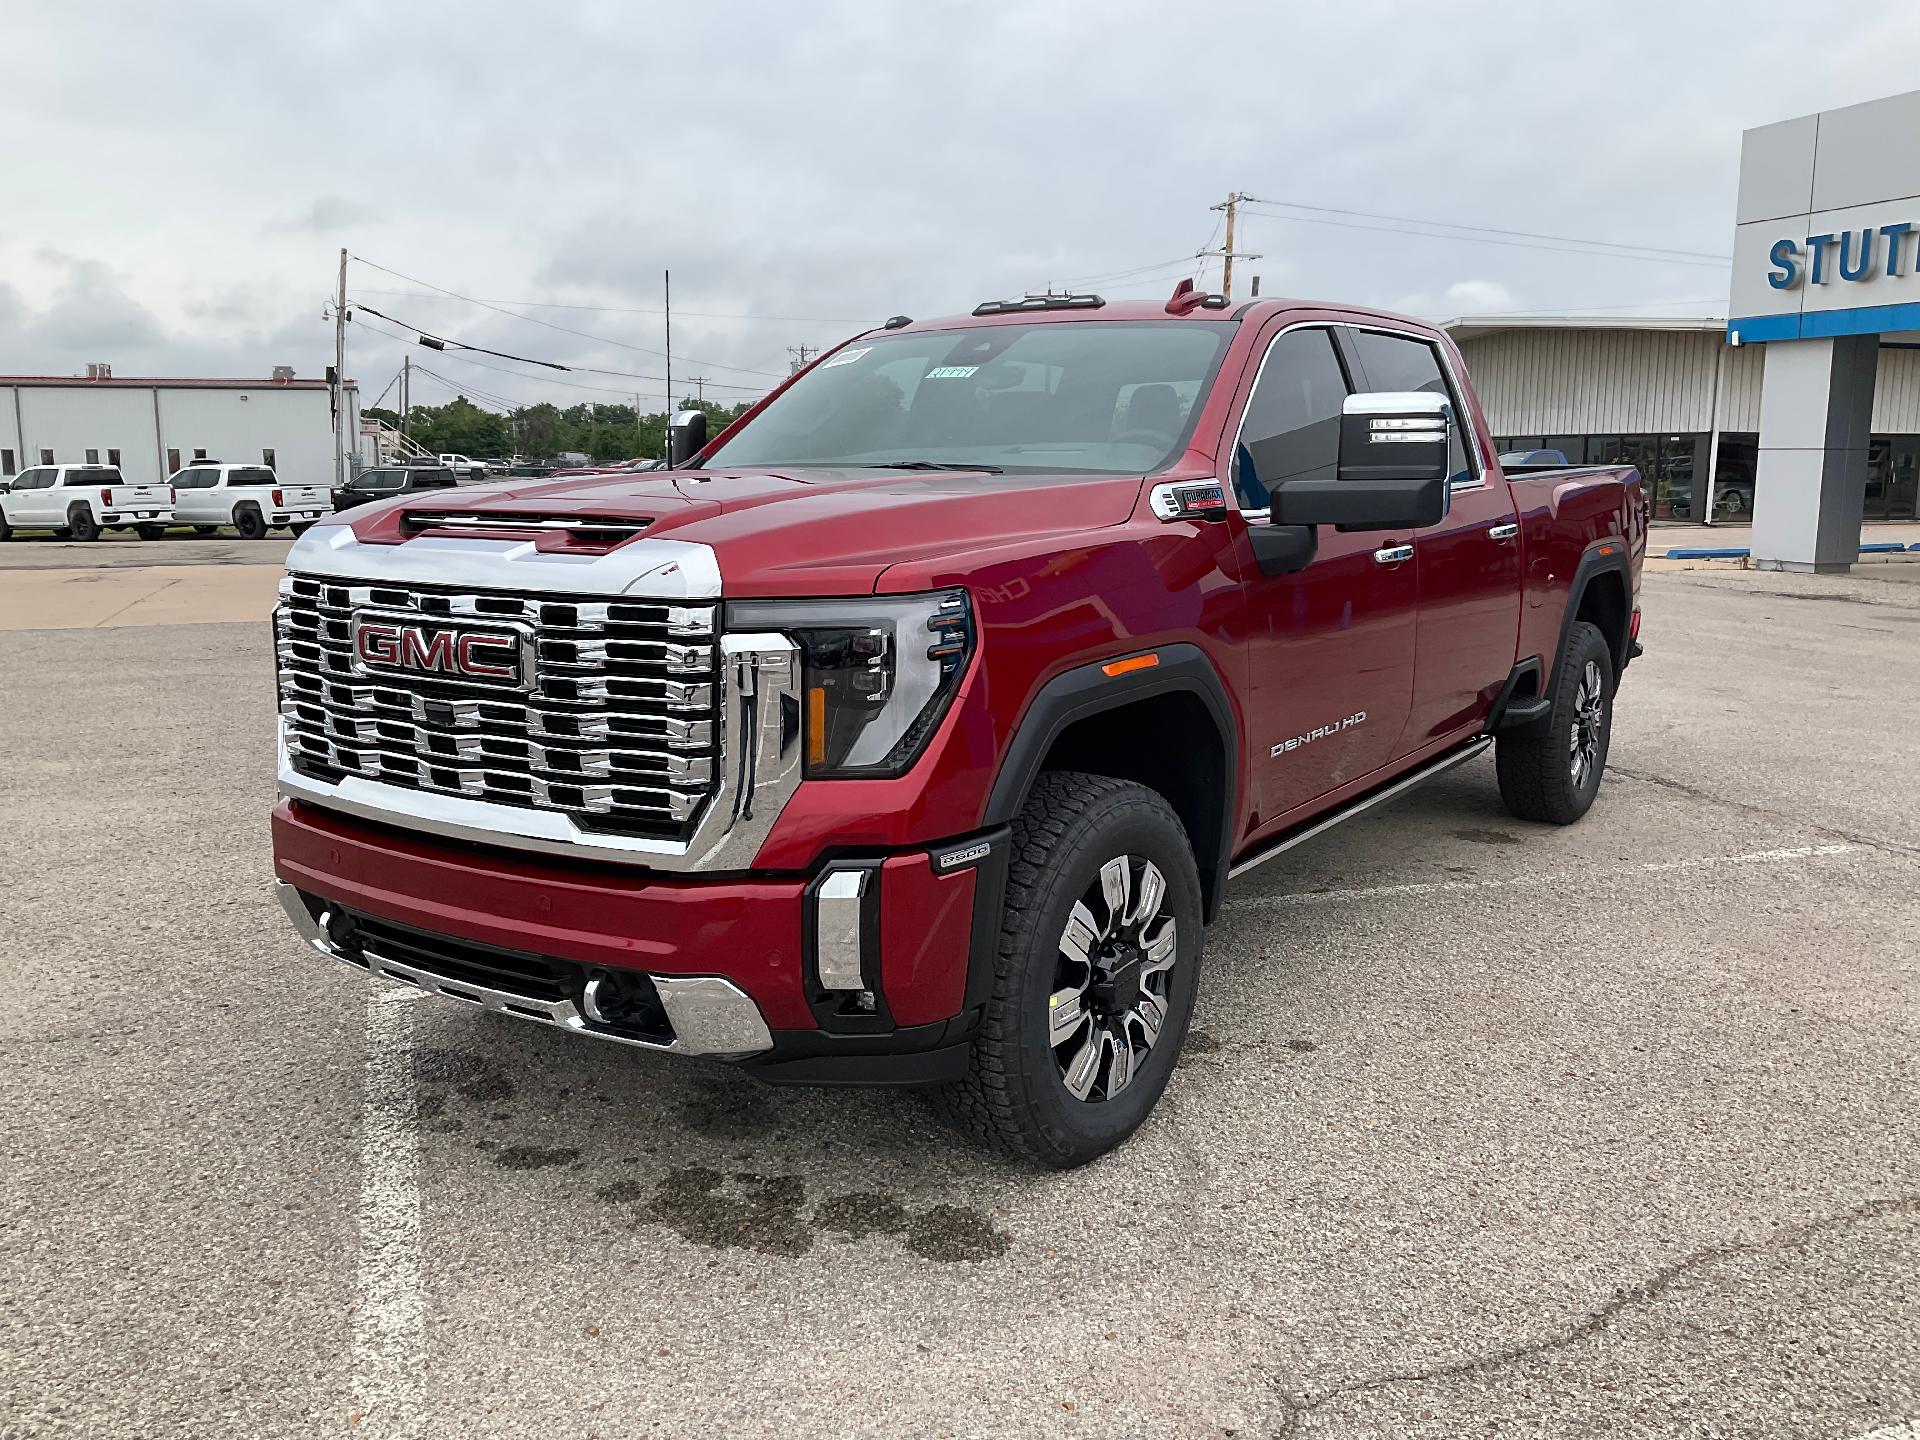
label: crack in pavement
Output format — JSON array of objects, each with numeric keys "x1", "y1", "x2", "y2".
[
  {"x1": 1271, "y1": 1194, "x2": 1920, "y2": 1437},
  {"x1": 1610, "y1": 764, "x2": 1920, "y2": 859}
]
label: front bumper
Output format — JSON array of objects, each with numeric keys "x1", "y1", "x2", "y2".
[{"x1": 271, "y1": 799, "x2": 1005, "y2": 1085}]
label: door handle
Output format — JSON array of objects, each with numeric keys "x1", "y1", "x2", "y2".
[
  {"x1": 1488, "y1": 522, "x2": 1520, "y2": 541},
  {"x1": 1372, "y1": 544, "x2": 1414, "y2": 565}
]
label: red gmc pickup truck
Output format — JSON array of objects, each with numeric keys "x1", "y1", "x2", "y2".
[{"x1": 271, "y1": 286, "x2": 1644, "y2": 1167}]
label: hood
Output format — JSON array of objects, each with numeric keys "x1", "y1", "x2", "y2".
[{"x1": 343, "y1": 466, "x2": 1146, "y2": 596}]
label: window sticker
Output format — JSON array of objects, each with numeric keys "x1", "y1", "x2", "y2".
[
  {"x1": 819, "y1": 346, "x2": 871, "y2": 369},
  {"x1": 925, "y1": 365, "x2": 980, "y2": 380}
]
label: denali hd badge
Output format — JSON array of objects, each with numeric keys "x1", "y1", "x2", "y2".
[
  {"x1": 1272, "y1": 711, "x2": 1366, "y2": 757},
  {"x1": 351, "y1": 615, "x2": 529, "y2": 688}
]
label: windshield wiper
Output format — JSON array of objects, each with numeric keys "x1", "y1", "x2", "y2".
[{"x1": 858, "y1": 460, "x2": 1004, "y2": 474}]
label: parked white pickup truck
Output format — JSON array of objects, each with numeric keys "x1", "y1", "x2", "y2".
[
  {"x1": 168, "y1": 463, "x2": 329, "y2": 539},
  {"x1": 437, "y1": 453, "x2": 487, "y2": 482},
  {"x1": 0, "y1": 464, "x2": 175, "y2": 541}
]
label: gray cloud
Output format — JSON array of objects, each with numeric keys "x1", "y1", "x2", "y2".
[{"x1": 1, "y1": 0, "x2": 1917, "y2": 402}]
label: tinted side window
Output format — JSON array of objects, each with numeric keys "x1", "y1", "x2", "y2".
[
  {"x1": 1232, "y1": 327, "x2": 1350, "y2": 510},
  {"x1": 1349, "y1": 331, "x2": 1472, "y2": 484}
]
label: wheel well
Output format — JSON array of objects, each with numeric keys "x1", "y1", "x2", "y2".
[
  {"x1": 1035, "y1": 692, "x2": 1229, "y2": 916},
  {"x1": 1576, "y1": 569, "x2": 1629, "y2": 678}
]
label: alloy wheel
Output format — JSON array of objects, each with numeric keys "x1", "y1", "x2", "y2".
[
  {"x1": 1569, "y1": 658, "x2": 1606, "y2": 790},
  {"x1": 1048, "y1": 855, "x2": 1178, "y2": 1103}
]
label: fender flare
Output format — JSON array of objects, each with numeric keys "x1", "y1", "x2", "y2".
[
  {"x1": 983, "y1": 641, "x2": 1238, "y2": 920},
  {"x1": 1552, "y1": 540, "x2": 1632, "y2": 689}
]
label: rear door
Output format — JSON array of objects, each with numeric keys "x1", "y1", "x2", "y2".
[
  {"x1": 1346, "y1": 326, "x2": 1522, "y2": 749},
  {"x1": 170, "y1": 466, "x2": 219, "y2": 523},
  {"x1": 1230, "y1": 323, "x2": 1418, "y2": 833}
]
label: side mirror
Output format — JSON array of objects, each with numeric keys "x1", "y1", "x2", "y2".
[
  {"x1": 667, "y1": 409, "x2": 708, "y2": 468},
  {"x1": 1270, "y1": 391, "x2": 1453, "y2": 532}
]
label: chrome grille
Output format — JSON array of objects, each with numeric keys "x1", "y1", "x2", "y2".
[{"x1": 275, "y1": 574, "x2": 720, "y2": 838}]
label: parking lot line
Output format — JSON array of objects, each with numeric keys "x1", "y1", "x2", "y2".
[
  {"x1": 1225, "y1": 842, "x2": 1858, "y2": 910},
  {"x1": 353, "y1": 984, "x2": 426, "y2": 1435}
]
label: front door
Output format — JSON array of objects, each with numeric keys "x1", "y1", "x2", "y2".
[
  {"x1": 1228, "y1": 324, "x2": 1418, "y2": 837},
  {"x1": 1344, "y1": 327, "x2": 1523, "y2": 747}
]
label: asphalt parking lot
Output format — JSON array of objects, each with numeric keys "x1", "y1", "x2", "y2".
[{"x1": 2, "y1": 549, "x2": 1916, "y2": 1439}]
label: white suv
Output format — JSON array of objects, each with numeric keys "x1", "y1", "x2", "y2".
[{"x1": 0, "y1": 464, "x2": 175, "y2": 541}]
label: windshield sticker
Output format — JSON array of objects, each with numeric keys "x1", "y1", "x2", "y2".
[
  {"x1": 925, "y1": 365, "x2": 980, "y2": 380},
  {"x1": 819, "y1": 346, "x2": 870, "y2": 369}
]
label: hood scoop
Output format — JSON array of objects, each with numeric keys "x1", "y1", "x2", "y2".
[{"x1": 398, "y1": 509, "x2": 654, "y2": 546}]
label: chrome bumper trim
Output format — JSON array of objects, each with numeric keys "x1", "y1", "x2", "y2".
[{"x1": 271, "y1": 881, "x2": 773, "y2": 1058}]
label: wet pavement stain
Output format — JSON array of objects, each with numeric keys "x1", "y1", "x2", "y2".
[
  {"x1": 492, "y1": 1144, "x2": 581, "y2": 1171},
  {"x1": 1452, "y1": 827, "x2": 1522, "y2": 846},
  {"x1": 904, "y1": 1204, "x2": 1011, "y2": 1262},
  {"x1": 416, "y1": 1047, "x2": 516, "y2": 1105},
  {"x1": 647, "y1": 1167, "x2": 812, "y2": 1256},
  {"x1": 813, "y1": 1191, "x2": 911, "y2": 1240},
  {"x1": 602, "y1": 1168, "x2": 1010, "y2": 1262},
  {"x1": 1285, "y1": 1038, "x2": 1319, "y2": 1053},
  {"x1": 676, "y1": 1075, "x2": 782, "y2": 1143},
  {"x1": 1177, "y1": 1030, "x2": 1223, "y2": 1067},
  {"x1": 415, "y1": 1090, "x2": 463, "y2": 1134}
]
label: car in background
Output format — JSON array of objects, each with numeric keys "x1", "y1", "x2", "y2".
[
  {"x1": 332, "y1": 466, "x2": 462, "y2": 511},
  {"x1": 0, "y1": 463, "x2": 174, "y2": 541},
  {"x1": 1497, "y1": 448, "x2": 1569, "y2": 469},
  {"x1": 506, "y1": 459, "x2": 561, "y2": 478},
  {"x1": 436, "y1": 453, "x2": 488, "y2": 482},
  {"x1": 479, "y1": 458, "x2": 511, "y2": 476},
  {"x1": 169, "y1": 462, "x2": 330, "y2": 538}
]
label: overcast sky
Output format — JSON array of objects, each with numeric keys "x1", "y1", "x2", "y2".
[{"x1": 4, "y1": 0, "x2": 1917, "y2": 414}]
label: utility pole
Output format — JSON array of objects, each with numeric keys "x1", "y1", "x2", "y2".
[
  {"x1": 399, "y1": 354, "x2": 410, "y2": 456},
  {"x1": 787, "y1": 344, "x2": 818, "y2": 375},
  {"x1": 663, "y1": 269, "x2": 673, "y2": 414},
  {"x1": 685, "y1": 375, "x2": 708, "y2": 405},
  {"x1": 1203, "y1": 192, "x2": 1264, "y2": 301},
  {"x1": 332, "y1": 247, "x2": 347, "y2": 488}
]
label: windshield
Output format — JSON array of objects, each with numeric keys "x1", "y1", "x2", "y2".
[
  {"x1": 704, "y1": 320, "x2": 1233, "y2": 474},
  {"x1": 349, "y1": 471, "x2": 405, "y2": 492}
]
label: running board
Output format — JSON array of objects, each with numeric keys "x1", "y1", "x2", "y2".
[{"x1": 1227, "y1": 737, "x2": 1493, "y2": 880}]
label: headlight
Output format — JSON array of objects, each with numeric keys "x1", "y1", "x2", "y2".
[{"x1": 725, "y1": 589, "x2": 973, "y2": 778}]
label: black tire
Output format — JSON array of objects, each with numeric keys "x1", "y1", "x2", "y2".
[
  {"x1": 929, "y1": 772, "x2": 1204, "y2": 1168},
  {"x1": 193, "y1": 525, "x2": 218, "y2": 537},
  {"x1": 0, "y1": 516, "x2": 12, "y2": 542},
  {"x1": 67, "y1": 506, "x2": 100, "y2": 542},
  {"x1": 289, "y1": 521, "x2": 314, "y2": 537},
  {"x1": 136, "y1": 523, "x2": 166, "y2": 541},
  {"x1": 233, "y1": 505, "x2": 267, "y2": 540},
  {"x1": 1496, "y1": 620, "x2": 1614, "y2": 825}
]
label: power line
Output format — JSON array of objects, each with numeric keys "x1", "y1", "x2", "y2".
[
  {"x1": 350, "y1": 304, "x2": 766, "y2": 392},
  {"x1": 352, "y1": 287, "x2": 862, "y2": 325},
  {"x1": 350, "y1": 255, "x2": 790, "y2": 377},
  {"x1": 1243, "y1": 198, "x2": 1729, "y2": 262},
  {"x1": 352, "y1": 312, "x2": 689, "y2": 403},
  {"x1": 1240, "y1": 204, "x2": 1730, "y2": 267}
]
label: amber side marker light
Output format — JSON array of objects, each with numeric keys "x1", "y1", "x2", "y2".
[{"x1": 1102, "y1": 653, "x2": 1160, "y2": 678}]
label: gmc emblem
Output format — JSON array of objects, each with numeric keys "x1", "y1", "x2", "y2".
[{"x1": 350, "y1": 616, "x2": 528, "y2": 688}]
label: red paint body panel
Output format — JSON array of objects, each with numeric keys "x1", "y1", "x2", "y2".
[{"x1": 273, "y1": 298, "x2": 1645, "y2": 1050}]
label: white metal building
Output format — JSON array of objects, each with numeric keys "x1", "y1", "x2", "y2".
[
  {"x1": 1445, "y1": 314, "x2": 1920, "y2": 524},
  {"x1": 0, "y1": 373, "x2": 363, "y2": 491}
]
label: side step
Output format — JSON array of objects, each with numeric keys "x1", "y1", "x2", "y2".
[{"x1": 1227, "y1": 738, "x2": 1493, "y2": 881}]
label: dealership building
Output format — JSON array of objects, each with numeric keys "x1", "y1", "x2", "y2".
[
  {"x1": 0, "y1": 370, "x2": 365, "y2": 491},
  {"x1": 1447, "y1": 312, "x2": 1920, "y2": 528},
  {"x1": 1454, "y1": 87, "x2": 1920, "y2": 566}
]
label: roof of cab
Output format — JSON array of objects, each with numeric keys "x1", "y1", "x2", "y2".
[{"x1": 893, "y1": 295, "x2": 1445, "y2": 338}]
